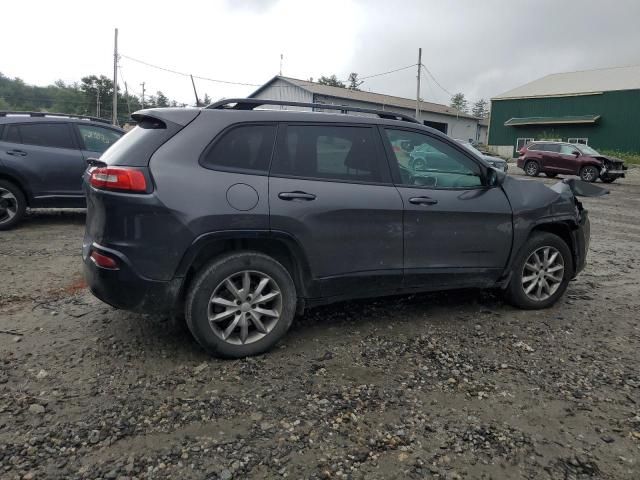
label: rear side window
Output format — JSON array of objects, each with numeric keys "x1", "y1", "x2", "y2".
[
  {"x1": 201, "y1": 124, "x2": 277, "y2": 174},
  {"x1": 546, "y1": 144, "x2": 561, "y2": 153},
  {"x1": 5, "y1": 125, "x2": 22, "y2": 143},
  {"x1": 528, "y1": 143, "x2": 545, "y2": 151},
  {"x1": 77, "y1": 124, "x2": 122, "y2": 153},
  {"x1": 17, "y1": 123, "x2": 75, "y2": 149},
  {"x1": 272, "y1": 125, "x2": 382, "y2": 183}
]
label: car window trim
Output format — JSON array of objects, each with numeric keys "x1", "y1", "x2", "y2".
[
  {"x1": 269, "y1": 122, "x2": 393, "y2": 186},
  {"x1": 377, "y1": 125, "x2": 490, "y2": 190},
  {"x1": 198, "y1": 121, "x2": 278, "y2": 175},
  {"x1": 14, "y1": 121, "x2": 79, "y2": 150}
]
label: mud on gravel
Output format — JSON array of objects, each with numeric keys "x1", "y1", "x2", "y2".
[{"x1": 1, "y1": 170, "x2": 639, "y2": 480}]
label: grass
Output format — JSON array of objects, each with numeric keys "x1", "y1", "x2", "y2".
[{"x1": 599, "y1": 149, "x2": 640, "y2": 166}]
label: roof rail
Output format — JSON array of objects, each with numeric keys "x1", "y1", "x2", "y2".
[
  {"x1": 206, "y1": 98, "x2": 420, "y2": 124},
  {"x1": 0, "y1": 111, "x2": 112, "y2": 125}
]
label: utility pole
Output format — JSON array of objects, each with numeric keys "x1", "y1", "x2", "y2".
[
  {"x1": 140, "y1": 82, "x2": 145, "y2": 108},
  {"x1": 96, "y1": 85, "x2": 101, "y2": 118},
  {"x1": 190, "y1": 75, "x2": 201, "y2": 107},
  {"x1": 279, "y1": 53, "x2": 283, "y2": 76},
  {"x1": 112, "y1": 28, "x2": 119, "y2": 125},
  {"x1": 415, "y1": 47, "x2": 422, "y2": 120},
  {"x1": 123, "y1": 81, "x2": 131, "y2": 117}
]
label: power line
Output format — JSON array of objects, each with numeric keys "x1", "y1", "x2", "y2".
[
  {"x1": 358, "y1": 63, "x2": 417, "y2": 81},
  {"x1": 421, "y1": 65, "x2": 453, "y2": 98}
]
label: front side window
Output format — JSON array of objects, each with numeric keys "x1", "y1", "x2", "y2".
[
  {"x1": 385, "y1": 129, "x2": 482, "y2": 189},
  {"x1": 77, "y1": 124, "x2": 122, "y2": 154},
  {"x1": 272, "y1": 125, "x2": 382, "y2": 183},
  {"x1": 201, "y1": 124, "x2": 277, "y2": 174},
  {"x1": 546, "y1": 144, "x2": 561, "y2": 153},
  {"x1": 560, "y1": 144, "x2": 580, "y2": 155},
  {"x1": 17, "y1": 123, "x2": 75, "y2": 149}
]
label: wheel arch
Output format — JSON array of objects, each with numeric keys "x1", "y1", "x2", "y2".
[
  {"x1": 529, "y1": 221, "x2": 578, "y2": 275},
  {"x1": 175, "y1": 230, "x2": 316, "y2": 309},
  {"x1": 0, "y1": 171, "x2": 32, "y2": 206}
]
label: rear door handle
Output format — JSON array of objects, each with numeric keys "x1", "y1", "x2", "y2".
[
  {"x1": 278, "y1": 191, "x2": 316, "y2": 201},
  {"x1": 6, "y1": 149, "x2": 27, "y2": 157},
  {"x1": 409, "y1": 196, "x2": 438, "y2": 205}
]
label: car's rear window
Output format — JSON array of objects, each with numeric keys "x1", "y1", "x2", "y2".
[{"x1": 100, "y1": 117, "x2": 178, "y2": 166}]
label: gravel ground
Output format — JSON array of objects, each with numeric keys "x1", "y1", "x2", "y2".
[{"x1": 1, "y1": 169, "x2": 639, "y2": 480}]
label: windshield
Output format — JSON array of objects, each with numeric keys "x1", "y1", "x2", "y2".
[
  {"x1": 455, "y1": 140, "x2": 483, "y2": 157},
  {"x1": 577, "y1": 144, "x2": 600, "y2": 156}
]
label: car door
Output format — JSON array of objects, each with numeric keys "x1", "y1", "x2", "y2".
[
  {"x1": 541, "y1": 143, "x2": 566, "y2": 172},
  {"x1": 268, "y1": 123, "x2": 404, "y2": 298},
  {"x1": 74, "y1": 123, "x2": 123, "y2": 162},
  {"x1": 381, "y1": 127, "x2": 513, "y2": 289},
  {"x1": 558, "y1": 143, "x2": 582, "y2": 174},
  {"x1": 3, "y1": 122, "x2": 85, "y2": 198}
]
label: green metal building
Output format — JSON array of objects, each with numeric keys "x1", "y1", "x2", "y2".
[{"x1": 488, "y1": 65, "x2": 640, "y2": 157}]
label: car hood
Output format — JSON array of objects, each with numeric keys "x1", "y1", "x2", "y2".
[
  {"x1": 482, "y1": 155, "x2": 506, "y2": 164},
  {"x1": 591, "y1": 154, "x2": 624, "y2": 165}
]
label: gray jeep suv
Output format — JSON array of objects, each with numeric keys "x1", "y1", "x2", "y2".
[
  {"x1": 83, "y1": 99, "x2": 597, "y2": 358},
  {"x1": 0, "y1": 112, "x2": 123, "y2": 229}
]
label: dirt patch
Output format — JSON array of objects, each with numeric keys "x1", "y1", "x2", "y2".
[{"x1": 1, "y1": 172, "x2": 639, "y2": 479}]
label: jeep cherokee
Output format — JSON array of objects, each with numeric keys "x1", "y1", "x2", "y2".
[{"x1": 83, "y1": 99, "x2": 596, "y2": 358}]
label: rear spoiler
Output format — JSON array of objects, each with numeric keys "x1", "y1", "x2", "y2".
[{"x1": 131, "y1": 108, "x2": 200, "y2": 127}]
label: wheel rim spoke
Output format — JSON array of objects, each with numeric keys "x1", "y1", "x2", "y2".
[
  {"x1": 521, "y1": 246, "x2": 565, "y2": 301},
  {"x1": 207, "y1": 270, "x2": 283, "y2": 346}
]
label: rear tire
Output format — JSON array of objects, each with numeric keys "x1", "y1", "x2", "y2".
[
  {"x1": 185, "y1": 252, "x2": 296, "y2": 358},
  {"x1": 505, "y1": 232, "x2": 573, "y2": 310},
  {"x1": 545, "y1": 172, "x2": 558, "y2": 178},
  {"x1": 0, "y1": 180, "x2": 26, "y2": 231},
  {"x1": 524, "y1": 161, "x2": 540, "y2": 177},
  {"x1": 579, "y1": 165, "x2": 599, "y2": 183}
]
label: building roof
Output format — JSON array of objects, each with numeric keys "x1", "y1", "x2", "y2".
[
  {"x1": 504, "y1": 115, "x2": 601, "y2": 127},
  {"x1": 251, "y1": 76, "x2": 477, "y2": 120},
  {"x1": 493, "y1": 65, "x2": 640, "y2": 100}
]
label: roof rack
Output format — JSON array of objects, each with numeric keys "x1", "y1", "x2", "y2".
[
  {"x1": 0, "y1": 111, "x2": 112, "y2": 125},
  {"x1": 206, "y1": 98, "x2": 420, "y2": 124}
]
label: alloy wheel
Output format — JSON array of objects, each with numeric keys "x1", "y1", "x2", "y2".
[
  {"x1": 525, "y1": 162, "x2": 538, "y2": 176},
  {"x1": 0, "y1": 188, "x2": 18, "y2": 225},
  {"x1": 521, "y1": 246, "x2": 565, "y2": 301},
  {"x1": 208, "y1": 270, "x2": 282, "y2": 345},
  {"x1": 581, "y1": 166, "x2": 598, "y2": 182}
]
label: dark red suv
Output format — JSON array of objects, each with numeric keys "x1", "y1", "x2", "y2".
[{"x1": 517, "y1": 141, "x2": 627, "y2": 183}]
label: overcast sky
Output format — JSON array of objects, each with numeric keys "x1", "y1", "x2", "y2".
[{"x1": 3, "y1": 0, "x2": 640, "y2": 107}]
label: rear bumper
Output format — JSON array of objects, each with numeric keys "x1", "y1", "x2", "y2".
[
  {"x1": 83, "y1": 242, "x2": 181, "y2": 314},
  {"x1": 572, "y1": 211, "x2": 590, "y2": 276}
]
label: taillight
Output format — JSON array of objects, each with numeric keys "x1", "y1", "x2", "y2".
[
  {"x1": 89, "y1": 167, "x2": 147, "y2": 192},
  {"x1": 90, "y1": 250, "x2": 119, "y2": 270}
]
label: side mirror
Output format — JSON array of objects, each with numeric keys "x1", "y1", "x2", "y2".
[
  {"x1": 487, "y1": 167, "x2": 506, "y2": 187},
  {"x1": 572, "y1": 150, "x2": 580, "y2": 157}
]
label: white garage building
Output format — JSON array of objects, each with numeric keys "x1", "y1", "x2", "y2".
[{"x1": 249, "y1": 76, "x2": 480, "y2": 141}]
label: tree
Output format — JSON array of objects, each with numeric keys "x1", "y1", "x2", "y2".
[
  {"x1": 472, "y1": 98, "x2": 489, "y2": 118},
  {"x1": 202, "y1": 93, "x2": 212, "y2": 105},
  {"x1": 450, "y1": 93, "x2": 468, "y2": 114},
  {"x1": 155, "y1": 91, "x2": 169, "y2": 107},
  {"x1": 347, "y1": 73, "x2": 363, "y2": 91},
  {"x1": 317, "y1": 75, "x2": 345, "y2": 88}
]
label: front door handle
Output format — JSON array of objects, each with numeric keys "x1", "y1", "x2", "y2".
[
  {"x1": 278, "y1": 191, "x2": 316, "y2": 201},
  {"x1": 409, "y1": 196, "x2": 438, "y2": 205},
  {"x1": 6, "y1": 149, "x2": 27, "y2": 157}
]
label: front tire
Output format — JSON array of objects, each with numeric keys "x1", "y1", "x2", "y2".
[
  {"x1": 579, "y1": 165, "x2": 599, "y2": 183},
  {"x1": 524, "y1": 161, "x2": 540, "y2": 177},
  {"x1": 505, "y1": 232, "x2": 573, "y2": 309},
  {"x1": 601, "y1": 175, "x2": 617, "y2": 184},
  {"x1": 546, "y1": 172, "x2": 558, "y2": 178},
  {"x1": 0, "y1": 180, "x2": 26, "y2": 231},
  {"x1": 185, "y1": 252, "x2": 296, "y2": 358}
]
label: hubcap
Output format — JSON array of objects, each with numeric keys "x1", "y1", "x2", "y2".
[
  {"x1": 582, "y1": 167, "x2": 597, "y2": 181},
  {"x1": 521, "y1": 246, "x2": 565, "y2": 301},
  {"x1": 208, "y1": 270, "x2": 282, "y2": 345},
  {"x1": 0, "y1": 188, "x2": 18, "y2": 224}
]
